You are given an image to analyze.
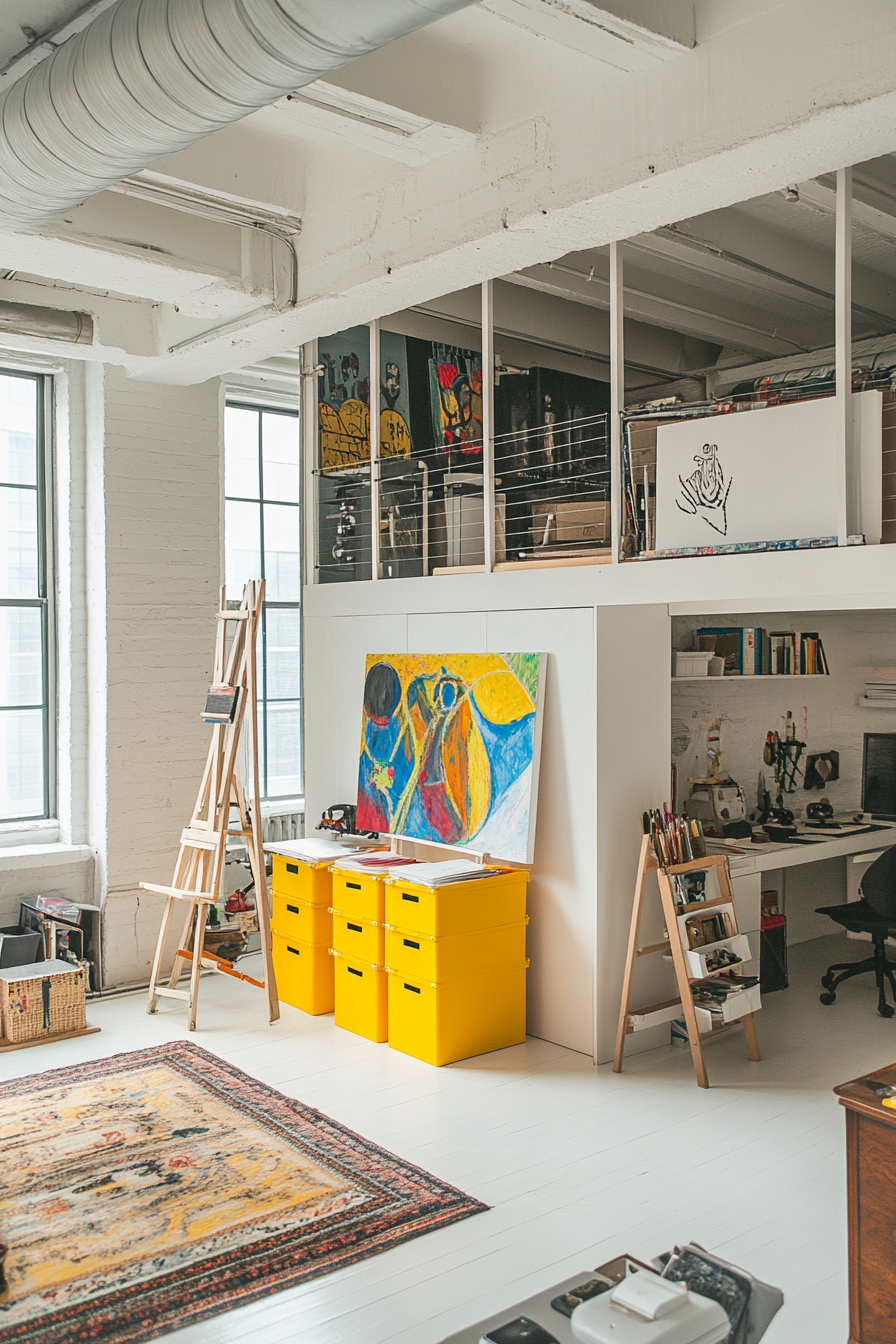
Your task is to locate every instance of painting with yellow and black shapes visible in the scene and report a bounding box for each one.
[356,653,547,864]
[318,325,370,470]
[379,330,413,459]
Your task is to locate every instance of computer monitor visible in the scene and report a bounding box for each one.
[862,733,896,820]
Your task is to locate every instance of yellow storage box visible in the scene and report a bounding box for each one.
[271,854,333,907]
[331,909,385,966]
[387,961,528,1066]
[384,919,528,982]
[272,930,334,1015]
[384,869,528,938]
[272,893,332,947]
[330,868,387,923]
[332,950,388,1043]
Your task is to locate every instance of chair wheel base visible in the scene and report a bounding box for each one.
[880,1003,895,1018]
[821,972,835,989]
[820,992,836,1005]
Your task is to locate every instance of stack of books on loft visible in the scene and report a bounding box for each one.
[862,668,896,708]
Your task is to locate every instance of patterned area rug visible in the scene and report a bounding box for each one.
[0,1041,487,1342]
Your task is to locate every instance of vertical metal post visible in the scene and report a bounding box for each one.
[609,241,624,563]
[482,279,496,572]
[835,166,852,544]
[369,319,381,579]
[300,339,318,585]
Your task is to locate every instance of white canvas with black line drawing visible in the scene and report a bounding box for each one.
[654,397,852,550]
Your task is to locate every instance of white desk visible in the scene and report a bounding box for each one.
[705,823,896,961]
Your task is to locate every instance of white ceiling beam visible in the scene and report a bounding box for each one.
[0,226,256,319]
[798,177,896,245]
[0,274,157,360]
[480,0,694,71]
[275,82,476,165]
[505,264,805,358]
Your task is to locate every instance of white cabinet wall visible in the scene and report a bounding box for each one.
[303,598,602,1057]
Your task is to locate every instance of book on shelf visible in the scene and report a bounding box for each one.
[766,630,829,675]
[696,627,763,675]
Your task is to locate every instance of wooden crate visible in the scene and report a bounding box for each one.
[0,960,86,1044]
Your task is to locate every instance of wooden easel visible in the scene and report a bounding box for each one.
[141,580,279,1030]
[613,836,760,1088]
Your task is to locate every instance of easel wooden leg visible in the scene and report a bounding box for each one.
[742,1011,761,1062]
[168,905,196,990]
[614,835,651,1073]
[188,902,207,1032]
[147,896,175,1014]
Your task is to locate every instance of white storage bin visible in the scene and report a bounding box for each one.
[685,932,752,978]
[674,650,714,677]
[694,982,761,1034]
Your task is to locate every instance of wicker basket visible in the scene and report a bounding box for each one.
[231,909,258,934]
[0,961,86,1044]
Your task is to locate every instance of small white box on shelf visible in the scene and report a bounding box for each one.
[674,650,714,677]
[694,982,761,1034]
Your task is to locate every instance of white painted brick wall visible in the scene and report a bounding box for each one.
[100,367,222,986]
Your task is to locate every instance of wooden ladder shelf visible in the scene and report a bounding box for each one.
[141,580,279,1031]
[613,836,760,1089]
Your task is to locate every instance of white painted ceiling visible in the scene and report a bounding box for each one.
[1,0,896,389]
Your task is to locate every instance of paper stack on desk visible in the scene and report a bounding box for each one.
[863,668,896,706]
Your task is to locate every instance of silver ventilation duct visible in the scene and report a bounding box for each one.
[0,0,475,232]
[0,302,94,344]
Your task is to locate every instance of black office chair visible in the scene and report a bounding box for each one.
[816,846,896,1017]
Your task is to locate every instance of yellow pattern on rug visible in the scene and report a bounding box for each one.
[0,1061,360,1307]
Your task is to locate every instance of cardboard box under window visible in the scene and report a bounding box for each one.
[530,500,608,547]
[0,960,87,1044]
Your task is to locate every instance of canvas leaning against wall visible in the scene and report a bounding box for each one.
[356,653,547,864]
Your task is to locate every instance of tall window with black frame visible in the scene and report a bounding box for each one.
[0,370,54,824]
[224,403,302,802]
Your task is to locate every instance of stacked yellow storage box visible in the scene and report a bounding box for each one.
[269,853,334,1014]
[384,868,529,1065]
[330,865,388,1042]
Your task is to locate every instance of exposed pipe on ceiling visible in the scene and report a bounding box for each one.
[0,0,476,233]
[0,301,94,344]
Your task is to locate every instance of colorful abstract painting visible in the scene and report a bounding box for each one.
[428,343,483,465]
[356,652,546,863]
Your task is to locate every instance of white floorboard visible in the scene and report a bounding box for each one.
[3,932,892,1344]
